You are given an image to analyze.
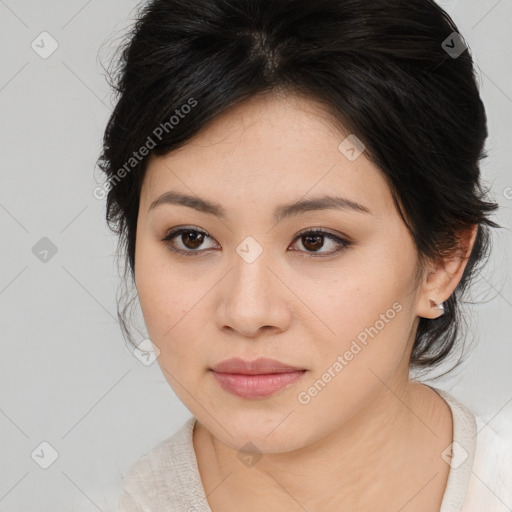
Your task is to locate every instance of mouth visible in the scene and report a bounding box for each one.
[209,357,307,399]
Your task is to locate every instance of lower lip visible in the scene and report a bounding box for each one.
[211,370,307,399]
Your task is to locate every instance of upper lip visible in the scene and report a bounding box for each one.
[211,357,306,375]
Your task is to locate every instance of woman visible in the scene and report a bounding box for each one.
[97,0,512,510]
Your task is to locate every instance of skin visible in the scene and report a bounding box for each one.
[134,91,478,511]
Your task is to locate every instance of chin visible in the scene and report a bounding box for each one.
[203,412,309,454]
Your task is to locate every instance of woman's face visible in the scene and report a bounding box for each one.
[134,92,426,452]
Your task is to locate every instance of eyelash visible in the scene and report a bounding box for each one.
[160,227,352,258]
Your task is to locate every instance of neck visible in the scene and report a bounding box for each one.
[195,380,452,511]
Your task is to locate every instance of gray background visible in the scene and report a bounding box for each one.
[0,0,511,510]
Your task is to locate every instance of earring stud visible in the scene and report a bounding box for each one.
[429,298,445,315]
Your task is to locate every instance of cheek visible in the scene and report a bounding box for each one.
[317,271,398,331]
[137,274,194,343]
[135,252,211,374]
[296,289,411,425]
[315,290,409,376]
[311,250,415,366]
[135,243,185,340]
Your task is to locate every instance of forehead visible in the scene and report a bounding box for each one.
[140,92,394,217]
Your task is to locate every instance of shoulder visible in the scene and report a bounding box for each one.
[464,408,512,511]
[428,386,512,511]
[117,416,199,512]
[123,415,196,486]
[473,408,512,472]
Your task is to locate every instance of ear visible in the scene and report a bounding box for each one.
[416,224,479,319]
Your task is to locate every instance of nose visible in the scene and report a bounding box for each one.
[215,248,292,339]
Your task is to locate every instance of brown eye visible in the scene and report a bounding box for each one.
[161,226,351,258]
[290,229,351,256]
[161,227,217,256]
[180,230,205,249]
[302,233,324,252]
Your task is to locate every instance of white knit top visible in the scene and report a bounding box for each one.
[117,386,512,511]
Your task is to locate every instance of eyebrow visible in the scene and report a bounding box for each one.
[148,191,371,223]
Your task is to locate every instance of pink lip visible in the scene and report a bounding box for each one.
[210,357,307,399]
